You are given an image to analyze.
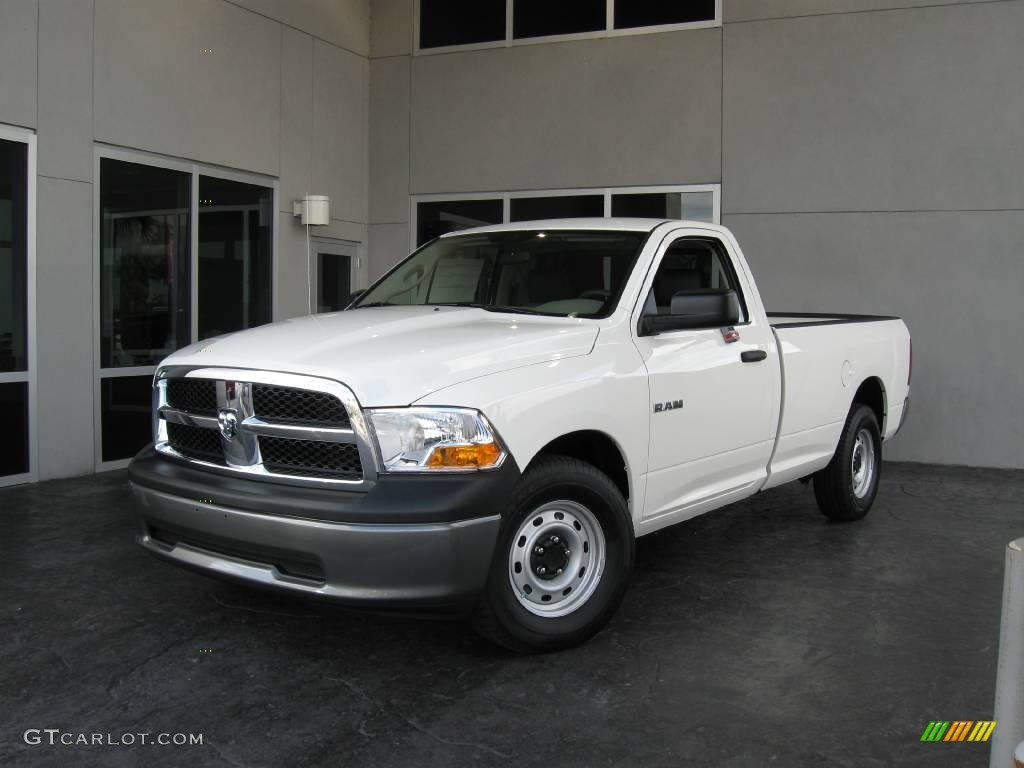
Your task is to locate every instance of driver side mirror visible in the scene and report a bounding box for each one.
[640,289,740,336]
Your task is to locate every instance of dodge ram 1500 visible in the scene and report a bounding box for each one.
[129,218,911,651]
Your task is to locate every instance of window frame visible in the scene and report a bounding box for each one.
[93,145,279,471]
[0,124,37,487]
[414,0,722,55]
[309,236,360,314]
[410,184,721,251]
[640,234,751,332]
[414,194,506,249]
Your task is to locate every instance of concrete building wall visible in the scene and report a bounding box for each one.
[366,0,1024,467]
[1,0,1019,478]
[408,32,722,194]
[720,0,1024,467]
[0,0,371,481]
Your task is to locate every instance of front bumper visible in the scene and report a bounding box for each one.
[129,448,517,607]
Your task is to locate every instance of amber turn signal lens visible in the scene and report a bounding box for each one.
[426,442,502,468]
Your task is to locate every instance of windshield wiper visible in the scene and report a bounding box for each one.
[481,305,547,316]
[428,303,552,317]
[355,301,395,308]
[432,302,546,316]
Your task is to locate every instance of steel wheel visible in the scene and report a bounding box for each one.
[850,427,876,499]
[507,499,606,618]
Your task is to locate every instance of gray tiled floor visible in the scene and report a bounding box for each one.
[2,462,1021,767]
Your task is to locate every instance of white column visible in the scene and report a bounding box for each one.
[992,538,1024,768]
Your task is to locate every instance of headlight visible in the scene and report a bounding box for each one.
[366,407,505,472]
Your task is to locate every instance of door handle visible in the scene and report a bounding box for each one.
[741,350,767,363]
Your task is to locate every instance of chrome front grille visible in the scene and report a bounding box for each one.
[154,368,377,489]
[166,422,225,464]
[166,379,218,416]
[258,437,362,479]
[252,384,349,427]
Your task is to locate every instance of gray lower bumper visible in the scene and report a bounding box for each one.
[132,483,501,607]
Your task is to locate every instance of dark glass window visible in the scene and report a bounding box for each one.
[318,252,352,313]
[0,382,29,476]
[612,192,682,219]
[514,0,605,39]
[612,191,714,222]
[420,0,506,49]
[101,376,153,462]
[416,199,503,247]
[198,176,273,340]
[614,0,716,29]
[99,159,190,368]
[0,139,28,373]
[509,195,603,222]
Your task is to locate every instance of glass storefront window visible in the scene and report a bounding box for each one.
[0,139,28,374]
[99,159,191,368]
[97,156,275,465]
[198,176,273,340]
[416,199,503,247]
[420,0,505,49]
[611,191,714,222]
[100,376,152,462]
[509,194,604,222]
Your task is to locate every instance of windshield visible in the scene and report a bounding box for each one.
[353,229,647,318]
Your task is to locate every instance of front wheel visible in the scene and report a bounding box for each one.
[472,455,634,652]
[813,404,882,522]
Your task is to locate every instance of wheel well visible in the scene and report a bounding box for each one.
[533,430,630,501]
[853,377,886,433]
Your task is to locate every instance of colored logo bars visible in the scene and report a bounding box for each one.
[920,721,997,742]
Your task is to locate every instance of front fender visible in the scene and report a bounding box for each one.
[414,344,650,527]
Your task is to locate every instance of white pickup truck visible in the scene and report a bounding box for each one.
[129,218,911,651]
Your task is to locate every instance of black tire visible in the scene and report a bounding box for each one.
[472,455,634,653]
[813,404,882,522]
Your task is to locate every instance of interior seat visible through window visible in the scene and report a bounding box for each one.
[645,239,745,320]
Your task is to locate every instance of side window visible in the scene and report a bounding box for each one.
[644,238,747,321]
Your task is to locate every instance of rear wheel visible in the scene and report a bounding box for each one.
[472,455,634,652]
[813,404,882,522]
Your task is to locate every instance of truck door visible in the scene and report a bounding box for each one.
[632,233,779,526]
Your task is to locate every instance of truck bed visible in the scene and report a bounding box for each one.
[767,312,900,328]
[763,313,911,490]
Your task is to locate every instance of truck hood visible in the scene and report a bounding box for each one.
[161,306,599,406]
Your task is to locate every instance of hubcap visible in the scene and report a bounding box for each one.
[851,428,876,499]
[508,500,606,618]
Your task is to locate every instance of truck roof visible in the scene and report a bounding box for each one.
[442,217,725,236]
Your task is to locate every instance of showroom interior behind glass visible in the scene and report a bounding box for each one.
[0,137,29,480]
[98,157,274,464]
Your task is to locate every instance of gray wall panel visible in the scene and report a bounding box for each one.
[370,0,413,57]
[94,0,282,176]
[312,40,369,223]
[409,29,723,194]
[36,177,95,479]
[0,0,38,129]
[279,27,314,211]
[725,0,1002,23]
[277,215,369,319]
[38,0,93,183]
[233,0,370,56]
[724,210,1024,468]
[367,222,409,280]
[369,56,410,223]
[277,212,310,320]
[723,1,1024,213]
